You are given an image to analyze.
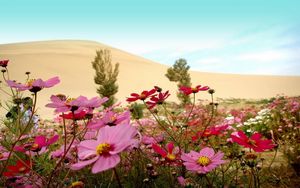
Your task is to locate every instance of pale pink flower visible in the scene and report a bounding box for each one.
[181,147,226,174]
[51,141,79,160]
[46,95,107,113]
[70,96,108,113]
[70,124,138,173]
[45,95,69,113]
[88,110,130,129]
[142,134,164,145]
[0,145,9,161]
[177,176,186,187]
[6,76,60,93]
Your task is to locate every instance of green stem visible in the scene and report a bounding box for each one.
[198,93,215,139]
[113,167,123,188]
[143,101,179,146]
[0,93,37,176]
[46,117,77,187]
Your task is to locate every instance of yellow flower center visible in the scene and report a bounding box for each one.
[197,156,211,166]
[31,143,39,150]
[71,181,84,188]
[110,115,117,122]
[0,153,3,159]
[19,166,26,173]
[96,143,111,155]
[66,98,75,104]
[27,79,36,87]
[140,94,146,100]
[166,153,176,161]
[204,130,211,136]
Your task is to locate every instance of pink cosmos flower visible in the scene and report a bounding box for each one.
[71,96,108,112]
[46,94,71,113]
[15,135,59,154]
[6,76,60,93]
[0,146,9,161]
[230,131,275,152]
[51,141,79,160]
[181,147,226,174]
[70,124,138,173]
[142,134,164,145]
[46,95,107,113]
[0,59,9,67]
[177,176,193,187]
[152,142,178,161]
[88,110,130,129]
[179,85,209,95]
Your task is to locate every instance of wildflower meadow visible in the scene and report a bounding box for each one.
[0,59,299,187]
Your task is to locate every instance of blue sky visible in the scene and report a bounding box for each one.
[1,0,300,75]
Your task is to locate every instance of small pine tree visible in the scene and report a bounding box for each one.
[92,49,119,107]
[165,58,192,105]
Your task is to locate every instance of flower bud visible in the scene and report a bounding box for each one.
[208,89,215,94]
[150,171,159,179]
[143,178,150,183]
[146,163,154,170]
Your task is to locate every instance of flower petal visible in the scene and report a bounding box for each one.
[91,155,120,173]
[70,157,98,170]
[199,147,215,158]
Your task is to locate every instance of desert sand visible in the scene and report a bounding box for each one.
[1,40,300,118]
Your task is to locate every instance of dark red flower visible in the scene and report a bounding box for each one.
[192,124,229,141]
[179,85,209,95]
[126,88,157,102]
[231,131,275,152]
[0,59,9,67]
[3,160,31,177]
[60,110,87,120]
[146,90,170,109]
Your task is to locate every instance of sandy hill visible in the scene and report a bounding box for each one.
[1,40,300,118]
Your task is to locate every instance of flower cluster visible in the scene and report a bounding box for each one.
[127,86,170,109]
[1,59,292,188]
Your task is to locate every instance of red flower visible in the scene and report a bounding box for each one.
[146,90,170,109]
[192,125,229,141]
[60,110,87,120]
[3,160,31,177]
[187,119,202,126]
[126,88,157,102]
[205,124,228,137]
[179,85,209,95]
[231,131,275,152]
[0,59,9,67]
[152,142,178,161]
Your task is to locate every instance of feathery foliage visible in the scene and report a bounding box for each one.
[92,49,119,107]
[165,58,192,105]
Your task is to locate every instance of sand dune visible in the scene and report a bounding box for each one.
[1,40,300,118]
